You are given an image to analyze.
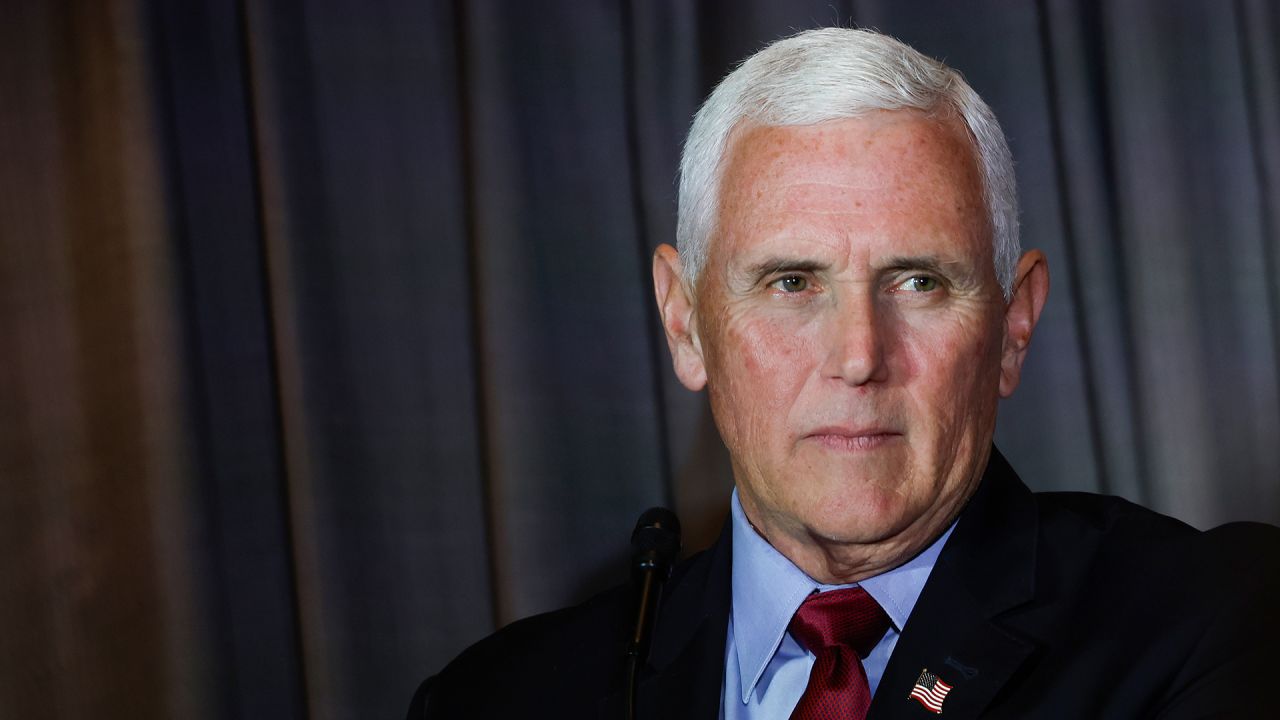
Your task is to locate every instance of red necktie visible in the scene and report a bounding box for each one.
[788,587,891,720]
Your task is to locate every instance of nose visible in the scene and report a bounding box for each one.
[821,292,889,386]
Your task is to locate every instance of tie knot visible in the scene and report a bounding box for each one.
[789,587,890,658]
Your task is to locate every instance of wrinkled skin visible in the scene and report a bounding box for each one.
[654,110,1049,583]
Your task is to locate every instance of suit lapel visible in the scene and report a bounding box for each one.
[870,449,1040,719]
[602,520,733,719]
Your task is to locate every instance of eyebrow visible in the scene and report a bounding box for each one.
[744,255,965,277]
[881,255,953,276]
[882,254,984,288]
[733,252,983,289]
[741,257,830,283]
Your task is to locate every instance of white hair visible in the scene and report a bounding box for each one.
[677,27,1020,298]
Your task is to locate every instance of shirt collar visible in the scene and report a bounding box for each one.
[729,488,956,703]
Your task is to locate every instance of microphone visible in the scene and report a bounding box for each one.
[624,507,681,720]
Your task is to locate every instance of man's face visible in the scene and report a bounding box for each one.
[688,111,1015,574]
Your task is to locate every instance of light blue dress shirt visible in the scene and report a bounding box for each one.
[720,489,956,719]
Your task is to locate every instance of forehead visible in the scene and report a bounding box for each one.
[713,111,988,260]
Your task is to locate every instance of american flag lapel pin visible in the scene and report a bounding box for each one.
[908,667,954,714]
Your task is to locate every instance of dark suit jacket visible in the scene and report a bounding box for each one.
[409,449,1280,718]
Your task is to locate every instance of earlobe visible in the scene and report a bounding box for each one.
[652,244,708,391]
[998,250,1050,397]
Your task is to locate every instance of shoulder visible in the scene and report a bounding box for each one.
[1027,489,1280,594]
[1033,489,1192,536]
[1024,491,1280,713]
[409,538,730,719]
[411,583,632,718]
[1032,489,1280,567]
[950,466,1280,716]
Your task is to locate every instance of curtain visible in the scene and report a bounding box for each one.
[1,1,1276,717]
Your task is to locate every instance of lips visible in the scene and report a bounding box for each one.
[804,426,902,451]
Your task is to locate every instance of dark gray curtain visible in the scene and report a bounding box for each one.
[2,1,1276,718]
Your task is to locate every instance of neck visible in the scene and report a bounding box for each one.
[739,498,961,585]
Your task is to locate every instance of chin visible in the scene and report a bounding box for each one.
[801,484,914,544]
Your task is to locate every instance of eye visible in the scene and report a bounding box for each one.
[900,275,939,292]
[771,275,809,293]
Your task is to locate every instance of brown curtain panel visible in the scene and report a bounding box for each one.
[2,0,1277,718]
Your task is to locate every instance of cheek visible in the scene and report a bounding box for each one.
[904,318,1003,428]
[711,312,818,437]
[734,316,807,379]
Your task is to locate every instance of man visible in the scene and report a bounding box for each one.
[409,28,1279,719]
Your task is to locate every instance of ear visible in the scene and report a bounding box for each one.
[652,244,707,391]
[999,250,1050,397]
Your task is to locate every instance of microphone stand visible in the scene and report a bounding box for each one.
[624,507,681,720]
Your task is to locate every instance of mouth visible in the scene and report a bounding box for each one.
[804,426,902,451]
